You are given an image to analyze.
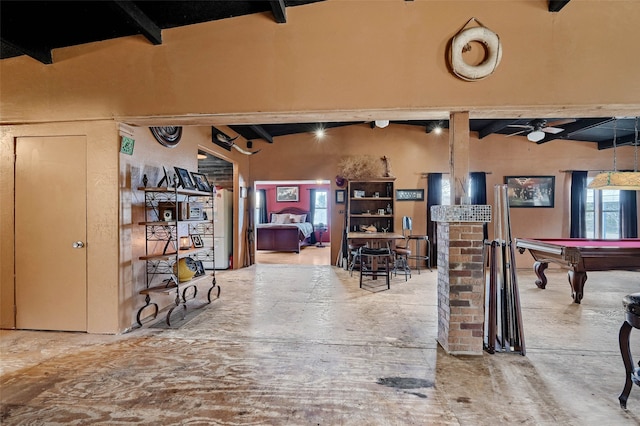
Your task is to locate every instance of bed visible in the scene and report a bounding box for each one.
[256,207,314,253]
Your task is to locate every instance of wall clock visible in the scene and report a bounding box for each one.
[150,126,182,148]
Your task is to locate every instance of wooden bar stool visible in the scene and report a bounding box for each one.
[619,293,640,409]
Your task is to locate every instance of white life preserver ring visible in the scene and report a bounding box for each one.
[450,26,502,81]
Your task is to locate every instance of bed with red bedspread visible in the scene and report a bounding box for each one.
[256,207,314,253]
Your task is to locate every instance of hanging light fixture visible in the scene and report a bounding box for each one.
[588,117,640,190]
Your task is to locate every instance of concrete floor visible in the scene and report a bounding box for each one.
[1,262,640,425]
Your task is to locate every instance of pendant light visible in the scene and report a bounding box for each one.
[588,117,640,190]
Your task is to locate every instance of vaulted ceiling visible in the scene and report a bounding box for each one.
[2,0,637,151]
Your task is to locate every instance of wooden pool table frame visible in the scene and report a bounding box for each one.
[515,238,640,303]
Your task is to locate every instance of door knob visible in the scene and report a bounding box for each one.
[72,241,85,249]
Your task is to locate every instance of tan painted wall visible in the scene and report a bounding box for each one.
[1,1,639,123]
[2,1,640,333]
[247,123,640,269]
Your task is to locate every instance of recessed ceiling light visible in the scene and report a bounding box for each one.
[315,128,326,139]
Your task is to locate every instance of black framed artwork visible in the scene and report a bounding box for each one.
[190,172,212,192]
[504,176,555,208]
[276,186,299,202]
[396,189,425,201]
[174,167,195,190]
[335,189,346,204]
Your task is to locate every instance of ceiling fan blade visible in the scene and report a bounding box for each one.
[547,118,576,127]
[505,130,527,137]
[507,124,533,129]
[542,126,565,134]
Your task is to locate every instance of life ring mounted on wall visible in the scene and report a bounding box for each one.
[449,18,502,82]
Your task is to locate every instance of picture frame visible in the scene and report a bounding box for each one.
[193,260,205,277]
[335,189,346,204]
[174,167,195,190]
[157,166,174,188]
[191,234,204,248]
[190,171,212,192]
[504,176,555,208]
[276,186,299,202]
[396,189,425,201]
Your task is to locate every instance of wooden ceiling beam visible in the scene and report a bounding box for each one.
[538,118,614,143]
[549,1,571,12]
[477,119,520,139]
[113,0,162,45]
[269,0,287,23]
[249,125,274,143]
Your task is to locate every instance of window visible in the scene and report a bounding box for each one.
[585,178,620,239]
[314,190,328,226]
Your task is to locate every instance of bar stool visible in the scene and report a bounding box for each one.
[401,216,431,274]
[392,239,411,281]
[359,246,392,290]
[619,292,640,409]
[407,235,431,273]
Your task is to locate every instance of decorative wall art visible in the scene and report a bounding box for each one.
[335,189,346,204]
[504,176,555,208]
[150,126,182,148]
[276,186,299,202]
[396,189,425,201]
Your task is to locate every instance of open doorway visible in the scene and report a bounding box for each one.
[198,150,234,270]
[254,180,331,265]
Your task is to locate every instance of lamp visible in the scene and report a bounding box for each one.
[179,236,192,250]
[527,130,545,143]
[375,120,390,128]
[588,117,640,190]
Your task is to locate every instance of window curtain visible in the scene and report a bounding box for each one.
[620,190,638,238]
[257,189,268,224]
[570,171,588,238]
[469,172,487,205]
[469,172,488,240]
[308,188,317,244]
[426,173,442,267]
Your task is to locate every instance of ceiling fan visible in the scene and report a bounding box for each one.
[506,119,575,142]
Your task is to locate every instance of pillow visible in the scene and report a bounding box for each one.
[272,213,291,224]
[291,214,306,223]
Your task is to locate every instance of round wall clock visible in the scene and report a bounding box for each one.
[150,126,182,148]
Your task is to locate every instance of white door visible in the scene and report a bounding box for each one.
[15,136,87,331]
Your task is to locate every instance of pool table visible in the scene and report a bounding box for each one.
[515,238,640,303]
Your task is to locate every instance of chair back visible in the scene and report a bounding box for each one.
[402,216,413,237]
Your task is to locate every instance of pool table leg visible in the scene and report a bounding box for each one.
[567,269,587,304]
[533,261,548,289]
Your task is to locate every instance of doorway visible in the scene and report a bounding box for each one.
[15,136,88,331]
[254,180,332,266]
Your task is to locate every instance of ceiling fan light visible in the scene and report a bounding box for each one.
[527,130,545,142]
[587,172,640,190]
[375,120,389,128]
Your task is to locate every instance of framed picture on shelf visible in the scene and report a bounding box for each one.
[157,166,175,188]
[174,167,195,190]
[191,234,204,248]
[504,176,555,208]
[276,186,299,202]
[335,189,346,204]
[190,172,212,192]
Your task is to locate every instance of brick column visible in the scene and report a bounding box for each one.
[431,205,491,355]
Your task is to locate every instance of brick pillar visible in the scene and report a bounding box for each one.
[437,222,485,355]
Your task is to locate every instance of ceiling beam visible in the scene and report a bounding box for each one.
[477,119,520,139]
[597,134,638,150]
[538,117,615,143]
[269,0,287,23]
[549,1,571,12]
[249,125,274,143]
[0,37,52,64]
[113,0,162,45]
